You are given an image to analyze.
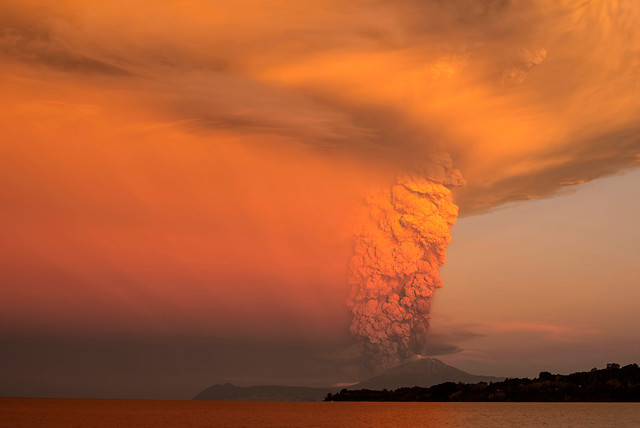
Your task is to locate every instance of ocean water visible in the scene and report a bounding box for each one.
[1,398,639,427]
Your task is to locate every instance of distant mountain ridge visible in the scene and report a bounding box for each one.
[193,383,332,401]
[193,357,503,401]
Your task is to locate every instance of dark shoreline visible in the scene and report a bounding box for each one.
[326,363,640,402]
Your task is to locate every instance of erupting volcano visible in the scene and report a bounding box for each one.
[348,172,464,370]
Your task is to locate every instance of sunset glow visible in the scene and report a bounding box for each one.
[1,0,639,398]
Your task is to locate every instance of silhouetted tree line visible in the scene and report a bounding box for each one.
[325,363,640,402]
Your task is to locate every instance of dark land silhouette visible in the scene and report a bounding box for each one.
[326,363,640,402]
[194,357,501,401]
[193,383,334,401]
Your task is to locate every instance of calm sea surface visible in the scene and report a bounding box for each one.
[2,398,639,427]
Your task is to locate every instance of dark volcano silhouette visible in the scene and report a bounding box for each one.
[353,356,503,390]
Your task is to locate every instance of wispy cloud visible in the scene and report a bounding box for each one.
[488,321,600,337]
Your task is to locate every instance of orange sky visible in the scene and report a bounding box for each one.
[1,0,640,397]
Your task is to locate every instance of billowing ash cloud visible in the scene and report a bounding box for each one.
[347,169,463,370]
[2,0,639,213]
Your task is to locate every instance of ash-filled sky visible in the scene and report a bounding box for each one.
[1,0,639,399]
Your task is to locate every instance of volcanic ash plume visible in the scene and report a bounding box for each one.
[347,176,459,370]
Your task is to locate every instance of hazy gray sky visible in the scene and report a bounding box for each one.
[435,169,640,378]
